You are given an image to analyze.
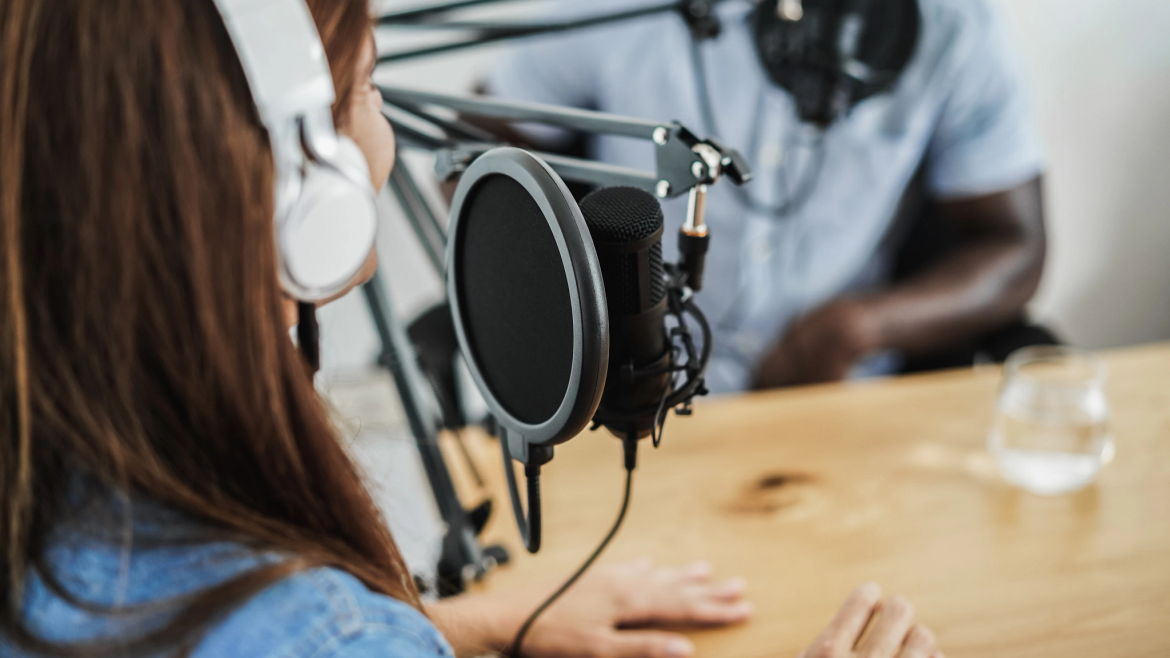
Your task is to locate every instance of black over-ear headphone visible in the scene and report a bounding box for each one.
[751,0,921,126]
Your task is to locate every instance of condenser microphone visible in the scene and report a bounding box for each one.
[580,187,672,441]
[446,150,713,562]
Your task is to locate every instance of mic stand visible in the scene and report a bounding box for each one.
[367,90,741,584]
[361,269,508,597]
[376,0,729,63]
[387,152,447,274]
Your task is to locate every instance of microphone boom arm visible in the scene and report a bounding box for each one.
[380,85,752,203]
[376,0,731,63]
[431,143,661,197]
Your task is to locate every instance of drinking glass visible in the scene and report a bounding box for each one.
[988,345,1113,495]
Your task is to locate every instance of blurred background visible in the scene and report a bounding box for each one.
[318,0,1170,372]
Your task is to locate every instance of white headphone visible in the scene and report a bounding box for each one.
[211,0,378,302]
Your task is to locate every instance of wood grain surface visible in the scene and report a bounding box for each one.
[443,343,1170,658]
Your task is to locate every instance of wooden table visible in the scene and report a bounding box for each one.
[449,343,1170,657]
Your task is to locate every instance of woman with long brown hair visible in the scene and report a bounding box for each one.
[0,0,939,656]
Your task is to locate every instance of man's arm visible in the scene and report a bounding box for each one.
[868,176,1045,354]
[753,0,1046,390]
[752,176,1045,389]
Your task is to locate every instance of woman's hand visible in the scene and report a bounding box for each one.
[428,558,752,658]
[798,584,942,658]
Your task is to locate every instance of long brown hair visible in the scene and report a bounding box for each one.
[306,0,374,127]
[0,0,416,655]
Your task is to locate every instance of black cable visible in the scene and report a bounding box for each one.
[650,367,676,449]
[688,34,720,143]
[377,0,719,64]
[734,134,825,217]
[688,35,826,219]
[508,450,636,658]
[377,0,512,24]
[296,302,320,374]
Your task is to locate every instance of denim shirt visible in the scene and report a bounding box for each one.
[1,483,453,658]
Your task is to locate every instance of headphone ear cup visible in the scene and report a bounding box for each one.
[332,135,374,191]
[280,138,377,300]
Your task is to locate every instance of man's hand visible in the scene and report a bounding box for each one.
[428,558,752,658]
[752,178,1046,392]
[751,298,880,390]
[798,583,942,658]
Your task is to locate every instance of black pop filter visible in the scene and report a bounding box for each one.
[446,148,609,466]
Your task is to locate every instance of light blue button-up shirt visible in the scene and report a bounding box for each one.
[487,0,1045,393]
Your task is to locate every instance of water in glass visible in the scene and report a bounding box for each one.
[988,346,1112,495]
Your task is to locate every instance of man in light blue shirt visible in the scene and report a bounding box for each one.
[486,0,1047,394]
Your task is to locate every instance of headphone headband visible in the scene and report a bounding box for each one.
[211,0,335,126]
[210,0,379,302]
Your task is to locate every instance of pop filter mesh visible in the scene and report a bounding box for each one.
[454,174,574,425]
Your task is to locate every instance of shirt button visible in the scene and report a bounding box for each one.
[735,332,761,355]
[760,143,785,167]
[753,241,773,262]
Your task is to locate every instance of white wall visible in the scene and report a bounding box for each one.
[992,0,1170,349]
[319,0,1170,373]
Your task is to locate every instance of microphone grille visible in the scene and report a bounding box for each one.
[579,187,664,243]
[580,187,666,313]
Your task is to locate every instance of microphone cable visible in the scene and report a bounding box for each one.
[297,301,321,374]
[687,34,826,220]
[507,437,638,658]
[688,32,827,338]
